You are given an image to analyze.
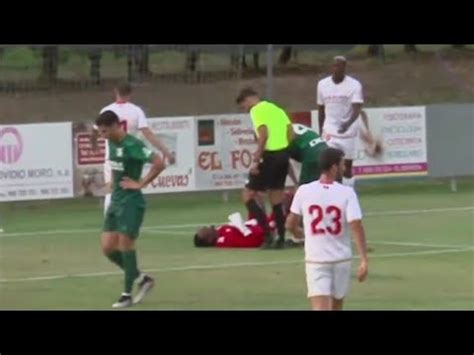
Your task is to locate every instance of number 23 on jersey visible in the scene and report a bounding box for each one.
[309,205,342,236]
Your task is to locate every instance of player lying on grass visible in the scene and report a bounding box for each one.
[193,212,275,248]
[95,110,166,309]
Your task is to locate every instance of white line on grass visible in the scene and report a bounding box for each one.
[0,247,471,284]
[2,206,473,238]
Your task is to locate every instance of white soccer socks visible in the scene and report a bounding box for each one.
[104,193,112,215]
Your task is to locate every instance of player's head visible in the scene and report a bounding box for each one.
[320,148,345,180]
[95,110,123,141]
[193,226,218,247]
[114,82,133,101]
[332,56,347,80]
[236,87,260,112]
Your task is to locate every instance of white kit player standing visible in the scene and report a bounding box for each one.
[317,56,364,188]
[92,82,175,214]
[285,148,368,311]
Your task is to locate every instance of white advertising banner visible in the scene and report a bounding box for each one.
[141,117,196,194]
[311,106,428,178]
[195,114,257,190]
[0,122,74,201]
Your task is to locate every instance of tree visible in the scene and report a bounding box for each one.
[404,45,418,53]
[185,50,199,72]
[40,46,59,82]
[278,46,292,65]
[88,48,102,85]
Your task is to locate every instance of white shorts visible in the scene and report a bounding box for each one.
[325,135,356,160]
[103,160,112,185]
[305,260,352,300]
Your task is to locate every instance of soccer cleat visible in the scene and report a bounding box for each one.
[273,238,286,249]
[285,239,304,248]
[260,234,274,250]
[133,275,155,304]
[112,294,133,309]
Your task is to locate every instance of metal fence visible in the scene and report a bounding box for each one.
[0,44,359,93]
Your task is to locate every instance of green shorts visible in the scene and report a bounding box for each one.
[299,144,327,185]
[299,160,321,185]
[103,198,145,239]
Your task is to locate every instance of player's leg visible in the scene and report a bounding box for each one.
[332,298,344,310]
[306,263,333,310]
[101,232,123,269]
[103,161,113,215]
[113,204,154,308]
[331,260,352,311]
[243,164,273,248]
[310,296,333,311]
[341,138,356,187]
[111,233,138,308]
[342,159,355,187]
[267,150,290,249]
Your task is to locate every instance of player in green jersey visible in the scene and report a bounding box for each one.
[287,123,329,186]
[95,110,166,309]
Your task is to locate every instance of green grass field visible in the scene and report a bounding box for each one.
[0,179,473,310]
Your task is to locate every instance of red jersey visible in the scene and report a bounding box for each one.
[215,224,264,248]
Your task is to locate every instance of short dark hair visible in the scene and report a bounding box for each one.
[95,110,119,127]
[194,233,214,247]
[319,148,345,172]
[116,82,132,96]
[236,87,258,104]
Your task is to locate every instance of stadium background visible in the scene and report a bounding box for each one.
[0,44,472,310]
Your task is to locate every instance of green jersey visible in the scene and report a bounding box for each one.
[108,134,155,205]
[288,123,327,163]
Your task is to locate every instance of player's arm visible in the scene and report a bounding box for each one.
[287,162,299,187]
[347,189,368,282]
[120,145,166,190]
[339,82,364,133]
[287,122,295,144]
[121,153,165,190]
[285,212,304,240]
[285,186,305,240]
[249,125,268,175]
[318,106,325,135]
[317,81,325,134]
[349,220,368,282]
[91,125,100,152]
[140,127,175,165]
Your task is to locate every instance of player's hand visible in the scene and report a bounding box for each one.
[165,151,176,165]
[338,121,351,134]
[120,177,143,190]
[249,164,259,176]
[357,259,368,282]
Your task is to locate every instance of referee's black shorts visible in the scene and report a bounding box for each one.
[245,148,290,191]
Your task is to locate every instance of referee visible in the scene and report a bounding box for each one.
[236,88,293,249]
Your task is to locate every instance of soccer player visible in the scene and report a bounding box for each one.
[193,212,274,248]
[285,148,368,311]
[287,123,328,186]
[92,82,175,215]
[236,88,293,249]
[95,110,166,309]
[317,56,364,187]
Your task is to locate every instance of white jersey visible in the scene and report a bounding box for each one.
[290,180,363,263]
[99,101,148,160]
[317,75,364,138]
